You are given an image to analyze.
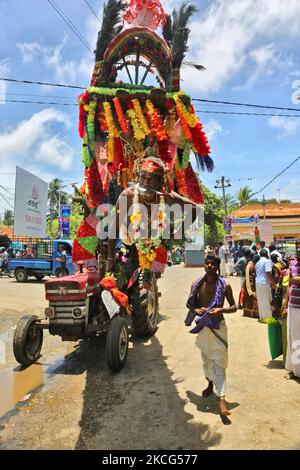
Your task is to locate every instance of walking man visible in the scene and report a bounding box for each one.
[285,247,300,379]
[185,255,237,417]
[218,242,228,277]
[255,249,275,320]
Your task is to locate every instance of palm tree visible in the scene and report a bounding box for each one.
[2,209,14,226]
[236,186,252,207]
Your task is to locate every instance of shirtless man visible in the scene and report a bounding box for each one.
[106,156,199,272]
[186,255,237,418]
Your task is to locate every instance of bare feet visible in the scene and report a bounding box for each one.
[284,371,294,380]
[219,398,231,416]
[202,380,214,397]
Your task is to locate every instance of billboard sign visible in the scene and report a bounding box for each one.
[259,221,273,244]
[59,205,71,237]
[14,166,48,237]
[224,218,232,231]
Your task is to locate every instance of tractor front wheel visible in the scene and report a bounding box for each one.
[13,315,43,366]
[106,316,129,372]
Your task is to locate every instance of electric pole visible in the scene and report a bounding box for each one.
[215,176,231,218]
[262,194,266,221]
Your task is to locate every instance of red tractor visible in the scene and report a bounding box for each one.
[13,267,159,371]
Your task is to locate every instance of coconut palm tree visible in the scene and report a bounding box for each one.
[236,186,252,207]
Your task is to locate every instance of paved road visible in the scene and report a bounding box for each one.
[0,267,300,449]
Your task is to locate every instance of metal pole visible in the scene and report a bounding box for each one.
[221,176,228,218]
[263,194,266,221]
[58,190,61,238]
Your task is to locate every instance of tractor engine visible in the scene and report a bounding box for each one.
[44,272,102,340]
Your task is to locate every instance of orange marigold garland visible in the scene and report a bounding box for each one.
[145,99,168,141]
[113,97,129,134]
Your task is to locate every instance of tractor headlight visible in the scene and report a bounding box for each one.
[45,307,55,318]
[72,307,85,318]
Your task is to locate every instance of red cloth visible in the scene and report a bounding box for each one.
[141,158,165,175]
[88,160,105,208]
[100,276,129,308]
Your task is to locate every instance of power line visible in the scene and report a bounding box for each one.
[83,0,101,23]
[0,77,85,89]
[0,191,14,209]
[2,98,300,118]
[193,98,300,113]
[47,0,93,54]
[195,109,300,118]
[1,77,300,113]
[0,99,77,106]
[1,92,76,100]
[250,156,300,198]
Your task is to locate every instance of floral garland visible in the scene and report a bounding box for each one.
[130,185,167,273]
[127,109,147,141]
[145,99,168,141]
[113,97,129,134]
[103,101,118,163]
[173,94,198,128]
[132,98,151,136]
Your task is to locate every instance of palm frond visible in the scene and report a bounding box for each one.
[162,14,173,47]
[183,61,206,71]
[95,0,125,61]
[171,2,197,68]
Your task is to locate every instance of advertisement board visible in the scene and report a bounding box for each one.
[13,166,48,237]
[59,205,71,237]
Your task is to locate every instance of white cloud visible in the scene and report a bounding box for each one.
[35,136,74,171]
[203,119,224,140]
[182,0,300,94]
[0,108,74,178]
[18,36,77,83]
[268,115,300,137]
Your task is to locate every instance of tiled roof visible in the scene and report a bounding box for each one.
[0,224,13,237]
[229,203,300,218]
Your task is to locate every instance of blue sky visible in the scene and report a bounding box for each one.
[1,0,300,216]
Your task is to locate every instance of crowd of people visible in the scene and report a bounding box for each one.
[205,239,300,379]
[189,241,300,420]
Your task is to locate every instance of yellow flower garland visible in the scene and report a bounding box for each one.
[132,99,151,136]
[127,109,146,141]
[173,94,198,128]
[103,101,118,163]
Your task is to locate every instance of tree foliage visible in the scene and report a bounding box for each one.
[1,209,14,226]
[202,185,225,246]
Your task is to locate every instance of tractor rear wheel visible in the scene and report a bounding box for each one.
[131,276,159,338]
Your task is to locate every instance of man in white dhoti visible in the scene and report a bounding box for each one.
[218,242,228,277]
[185,255,237,418]
[255,249,275,320]
[285,248,300,379]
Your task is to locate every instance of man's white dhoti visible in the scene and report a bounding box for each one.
[220,259,227,277]
[227,257,235,275]
[285,305,300,377]
[195,321,228,397]
[256,283,272,319]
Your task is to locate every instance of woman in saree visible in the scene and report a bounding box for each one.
[240,253,259,318]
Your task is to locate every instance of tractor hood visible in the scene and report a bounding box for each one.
[45,272,100,301]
